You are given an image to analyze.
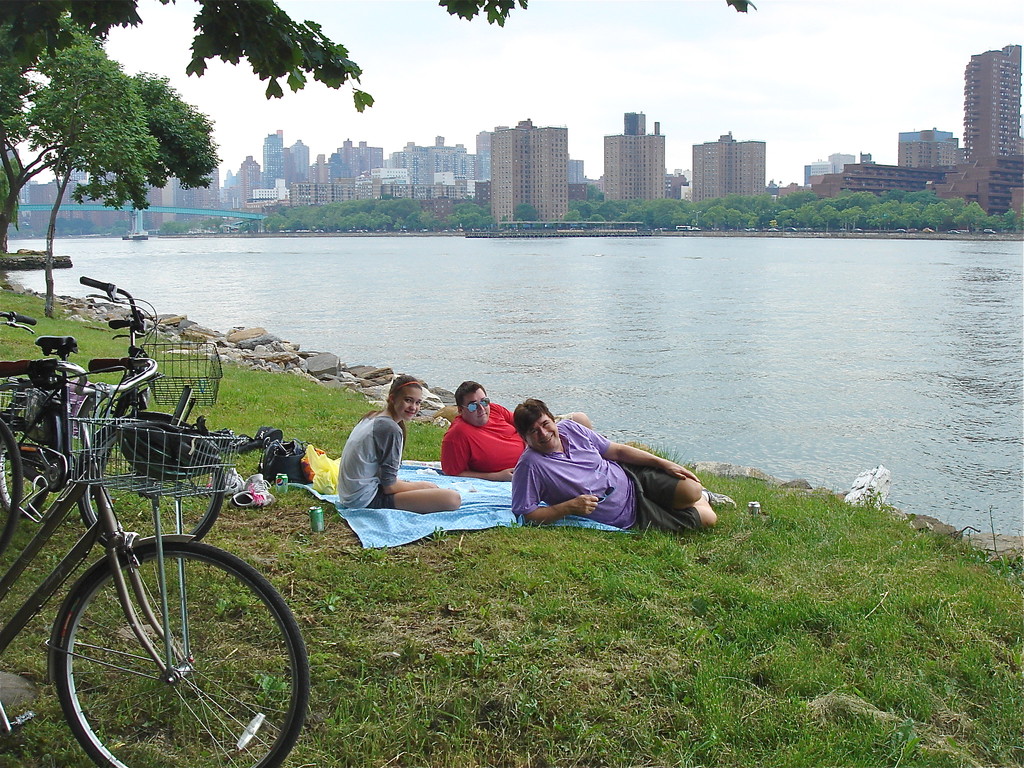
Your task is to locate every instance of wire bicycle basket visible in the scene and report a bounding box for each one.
[72,417,240,498]
[0,382,39,433]
[146,341,222,408]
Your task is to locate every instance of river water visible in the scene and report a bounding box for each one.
[9,234,1023,535]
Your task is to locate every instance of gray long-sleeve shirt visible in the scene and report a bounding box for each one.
[338,415,403,508]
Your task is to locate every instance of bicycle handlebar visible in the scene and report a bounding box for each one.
[0,311,37,325]
[79,275,149,342]
[79,276,119,300]
[1,310,38,329]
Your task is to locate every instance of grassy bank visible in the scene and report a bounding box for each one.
[0,289,1021,768]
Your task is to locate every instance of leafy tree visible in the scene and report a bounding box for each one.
[447,202,493,230]
[132,73,218,190]
[514,203,539,221]
[159,220,192,235]
[814,204,837,231]
[1,28,217,312]
[838,206,865,231]
[954,201,987,232]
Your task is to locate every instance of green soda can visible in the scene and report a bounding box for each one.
[308,506,325,533]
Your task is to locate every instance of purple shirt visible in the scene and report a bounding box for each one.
[511,420,636,529]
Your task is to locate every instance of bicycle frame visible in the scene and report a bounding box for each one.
[0,477,200,736]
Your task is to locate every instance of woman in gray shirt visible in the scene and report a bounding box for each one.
[338,375,461,513]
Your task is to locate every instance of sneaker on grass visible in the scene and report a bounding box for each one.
[703,490,736,509]
[232,473,275,508]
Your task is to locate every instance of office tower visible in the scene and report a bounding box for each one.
[603,112,666,201]
[490,119,568,222]
[475,130,494,181]
[963,44,1022,162]
[287,140,310,184]
[568,159,585,185]
[803,153,855,186]
[829,153,855,171]
[804,160,832,186]
[262,130,284,187]
[898,129,965,168]
[691,132,766,201]
[238,155,261,204]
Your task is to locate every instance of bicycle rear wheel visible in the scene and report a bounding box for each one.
[50,540,309,768]
[0,417,23,557]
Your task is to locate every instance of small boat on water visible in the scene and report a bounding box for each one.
[122,231,149,241]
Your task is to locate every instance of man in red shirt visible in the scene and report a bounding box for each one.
[441,381,591,481]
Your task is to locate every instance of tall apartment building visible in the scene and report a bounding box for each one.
[388,137,469,186]
[490,119,568,222]
[603,112,666,201]
[691,132,766,201]
[262,131,284,187]
[329,139,384,180]
[963,44,1022,162]
[898,129,965,168]
[238,156,261,204]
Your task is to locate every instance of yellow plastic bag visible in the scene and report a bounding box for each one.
[304,444,339,495]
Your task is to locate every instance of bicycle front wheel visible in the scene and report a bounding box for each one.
[0,416,23,557]
[50,540,309,768]
[78,482,226,540]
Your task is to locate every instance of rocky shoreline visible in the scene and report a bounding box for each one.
[0,249,73,270]
[27,290,1023,561]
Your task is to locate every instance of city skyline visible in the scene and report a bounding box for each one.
[101,1,1021,187]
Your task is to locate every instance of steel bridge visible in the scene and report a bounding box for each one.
[18,204,266,231]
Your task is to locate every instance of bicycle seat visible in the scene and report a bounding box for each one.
[35,336,78,359]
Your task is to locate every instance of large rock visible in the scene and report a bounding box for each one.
[692,462,782,484]
[306,352,341,379]
[234,333,282,350]
[347,365,393,383]
[0,671,37,709]
[226,327,269,343]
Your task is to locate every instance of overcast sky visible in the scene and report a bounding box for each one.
[104,0,1021,186]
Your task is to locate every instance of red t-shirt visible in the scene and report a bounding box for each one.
[440,402,525,476]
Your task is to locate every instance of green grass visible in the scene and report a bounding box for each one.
[1,288,1022,768]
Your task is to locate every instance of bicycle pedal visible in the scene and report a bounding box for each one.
[9,710,35,729]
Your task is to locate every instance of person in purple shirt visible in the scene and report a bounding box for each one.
[510,398,729,532]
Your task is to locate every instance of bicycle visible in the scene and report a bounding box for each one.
[1,279,228,540]
[0,412,310,767]
[0,309,30,556]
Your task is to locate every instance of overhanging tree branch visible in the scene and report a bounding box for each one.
[1,0,751,109]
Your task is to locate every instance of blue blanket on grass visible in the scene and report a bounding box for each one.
[304,462,624,548]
